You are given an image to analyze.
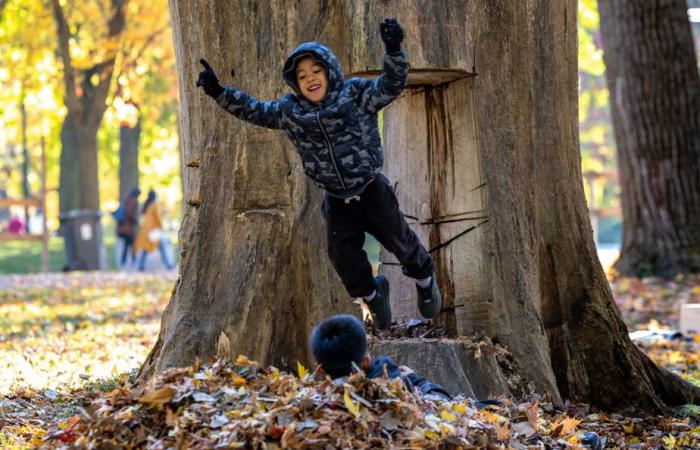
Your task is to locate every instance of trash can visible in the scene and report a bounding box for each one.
[59,209,107,271]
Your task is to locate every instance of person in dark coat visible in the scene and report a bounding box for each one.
[310,314,451,400]
[196,18,442,329]
[116,187,140,267]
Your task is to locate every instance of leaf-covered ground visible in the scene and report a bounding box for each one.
[0,272,699,449]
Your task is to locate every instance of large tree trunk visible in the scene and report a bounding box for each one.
[598,0,700,278]
[138,0,354,379]
[141,0,700,413]
[119,117,141,202]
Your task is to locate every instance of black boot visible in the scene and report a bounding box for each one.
[416,276,442,319]
[366,275,392,330]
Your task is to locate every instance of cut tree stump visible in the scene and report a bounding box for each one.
[369,338,516,401]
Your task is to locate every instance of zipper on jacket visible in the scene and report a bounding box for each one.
[316,111,347,191]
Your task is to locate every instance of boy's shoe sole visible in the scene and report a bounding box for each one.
[416,277,442,319]
[367,275,392,330]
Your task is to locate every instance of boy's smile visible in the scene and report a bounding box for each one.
[295,57,328,103]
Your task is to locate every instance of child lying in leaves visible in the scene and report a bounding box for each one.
[310,314,451,400]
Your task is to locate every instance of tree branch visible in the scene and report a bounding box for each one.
[113,22,171,100]
[50,0,80,114]
[85,0,128,126]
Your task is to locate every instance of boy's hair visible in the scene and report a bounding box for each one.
[310,314,367,379]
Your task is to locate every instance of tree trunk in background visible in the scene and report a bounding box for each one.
[59,111,80,214]
[51,0,127,213]
[141,0,700,413]
[598,0,700,278]
[20,95,30,224]
[119,117,141,202]
[0,0,7,23]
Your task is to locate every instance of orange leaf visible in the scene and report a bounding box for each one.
[137,386,175,405]
[525,400,540,431]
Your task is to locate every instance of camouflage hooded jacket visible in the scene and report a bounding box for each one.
[215,42,408,199]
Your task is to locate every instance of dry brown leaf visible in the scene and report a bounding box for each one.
[137,386,175,405]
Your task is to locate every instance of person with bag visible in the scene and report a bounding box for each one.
[134,189,175,271]
[115,187,140,267]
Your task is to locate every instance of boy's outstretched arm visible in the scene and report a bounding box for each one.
[196,59,286,130]
[356,18,409,114]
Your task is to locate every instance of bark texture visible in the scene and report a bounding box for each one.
[139,0,355,380]
[344,0,700,412]
[370,339,514,401]
[51,0,127,213]
[598,0,700,278]
[142,0,700,413]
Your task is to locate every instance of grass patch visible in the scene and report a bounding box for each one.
[0,220,119,274]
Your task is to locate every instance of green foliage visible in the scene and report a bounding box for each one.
[0,0,181,228]
[578,0,619,214]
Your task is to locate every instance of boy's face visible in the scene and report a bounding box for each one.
[295,57,328,103]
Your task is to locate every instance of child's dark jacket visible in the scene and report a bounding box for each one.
[367,355,451,400]
[215,42,408,199]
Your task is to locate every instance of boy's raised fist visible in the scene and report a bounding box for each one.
[196,58,224,98]
[380,18,404,55]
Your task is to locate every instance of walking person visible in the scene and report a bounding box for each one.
[134,189,175,271]
[116,187,140,268]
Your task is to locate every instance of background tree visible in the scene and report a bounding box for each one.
[141,0,700,413]
[110,3,173,202]
[1,0,179,232]
[0,0,59,211]
[51,0,128,213]
[598,0,700,278]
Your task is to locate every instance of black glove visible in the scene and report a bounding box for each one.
[196,59,224,99]
[380,18,404,55]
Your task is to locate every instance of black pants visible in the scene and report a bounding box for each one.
[322,173,434,298]
[119,235,134,265]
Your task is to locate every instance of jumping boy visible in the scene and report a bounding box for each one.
[196,18,441,329]
[310,314,451,400]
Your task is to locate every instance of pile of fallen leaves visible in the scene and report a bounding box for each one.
[37,355,700,449]
[37,356,576,449]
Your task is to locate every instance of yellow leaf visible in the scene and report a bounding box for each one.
[297,361,308,379]
[668,351,684,365]
[235,354,250,365]
[662,435,676,448]
[624,423,635,434]
[424,430,438,440]
[231,376,247,386]
[271,367,280,381]
[343,388,361,418]
[138,386,175,405]
[549,417,580,438]
[452,403,467,414]
[440,410,456,422]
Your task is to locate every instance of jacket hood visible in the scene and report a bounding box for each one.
[282,42,344,106]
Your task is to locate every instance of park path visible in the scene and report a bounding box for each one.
[0,270,177,291]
